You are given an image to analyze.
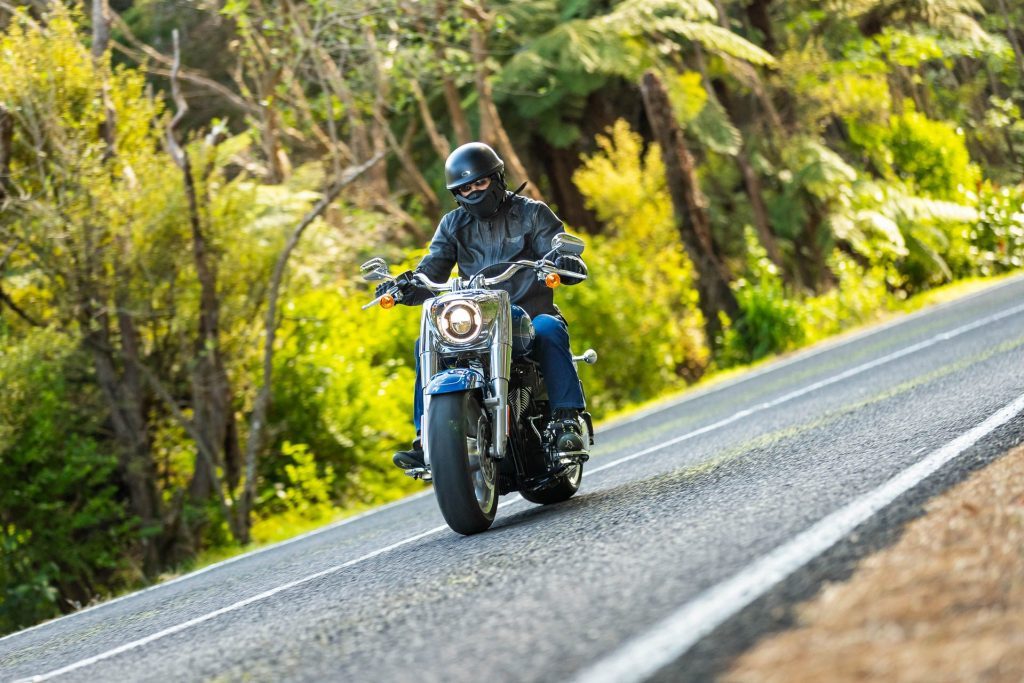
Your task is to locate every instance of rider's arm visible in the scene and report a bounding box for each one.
[401,215,458,305]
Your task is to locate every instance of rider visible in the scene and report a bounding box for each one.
[381,142,588,470]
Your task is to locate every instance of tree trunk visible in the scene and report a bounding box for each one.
[995,0,1024,88]
[640,71,739,344]
[434,0,472,145]
[743,0,776,54]
[465,4,542,199]
[0,104,11,201]
[709,77,786,274]
[83,319,162,576]
[410,78,452,160]
[536,141,600,233]
[166,31,244,541]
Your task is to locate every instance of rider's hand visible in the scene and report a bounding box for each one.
[553,255,587,285]
[377,270,424,303]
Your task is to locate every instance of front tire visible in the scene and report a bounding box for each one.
[427,391,498,535]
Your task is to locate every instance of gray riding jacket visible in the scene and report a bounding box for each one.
[414,193,573,318]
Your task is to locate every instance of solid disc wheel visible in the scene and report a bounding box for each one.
[520,461,582,505]
[427,391,497,535]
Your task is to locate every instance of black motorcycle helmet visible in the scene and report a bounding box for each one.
[444,142,508,219]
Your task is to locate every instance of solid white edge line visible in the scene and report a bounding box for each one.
[16,526,448,683]
[584,299,1024,477]
[0,488,434,645]
[594,273,1024,434]
[568,390,1024,683]
[11,287,1024,679]
[5,276,1020,645]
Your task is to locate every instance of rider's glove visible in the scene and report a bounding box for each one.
[376,270,428,305]
[553,255,587,285]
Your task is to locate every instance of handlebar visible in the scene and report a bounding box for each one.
[361,259,586,310]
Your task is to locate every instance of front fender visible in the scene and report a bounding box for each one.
[426,368,485,396]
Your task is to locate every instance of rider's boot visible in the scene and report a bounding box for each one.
[393,436,425,470]
[548,408,587,458]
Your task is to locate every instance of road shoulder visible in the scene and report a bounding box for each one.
[724,444,1024,683]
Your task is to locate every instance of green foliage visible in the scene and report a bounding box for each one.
[0,329,134,635]
[719,232,895,366]
[970,182,1024,274]
[567,120,708,410]
[718,229,805,366]
[885,110,980,198]
[265,283,422,510]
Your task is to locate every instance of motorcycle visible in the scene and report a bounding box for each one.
[361,233,597,535]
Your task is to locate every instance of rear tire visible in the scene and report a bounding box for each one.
[427,391,497,534]
[520,462,582,505]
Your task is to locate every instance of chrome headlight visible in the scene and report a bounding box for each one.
[437,300,484,345]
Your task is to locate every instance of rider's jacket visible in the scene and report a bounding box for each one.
[413,193,570,319]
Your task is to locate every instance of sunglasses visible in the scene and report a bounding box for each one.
[457,176,492,195]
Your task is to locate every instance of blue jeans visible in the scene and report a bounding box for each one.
[413,314,585,431]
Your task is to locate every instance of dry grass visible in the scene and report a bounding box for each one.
[725,445,1024,683]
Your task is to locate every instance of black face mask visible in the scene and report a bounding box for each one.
[456,178,506,219]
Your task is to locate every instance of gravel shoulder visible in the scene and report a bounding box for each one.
[724,444,1024,683]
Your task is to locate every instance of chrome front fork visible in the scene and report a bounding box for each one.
[487,301,512,459]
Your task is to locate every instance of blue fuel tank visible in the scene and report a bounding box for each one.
[511,305,535,358]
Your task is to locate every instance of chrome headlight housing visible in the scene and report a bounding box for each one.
[437,299,484,345]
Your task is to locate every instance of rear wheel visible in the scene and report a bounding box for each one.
[427,391,497,534]
[521,462,582,505]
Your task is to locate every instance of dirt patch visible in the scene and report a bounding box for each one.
[724,445,1024,683]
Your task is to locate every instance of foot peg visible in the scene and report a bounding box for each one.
[572,349,598,365]
[403,467,432,482]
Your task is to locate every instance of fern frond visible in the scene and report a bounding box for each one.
[610,0,719,23]
[688,96,742,155]
[646,18,776,65]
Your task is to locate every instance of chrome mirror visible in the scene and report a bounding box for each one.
[551,233,585,256]
[360,257,390,282]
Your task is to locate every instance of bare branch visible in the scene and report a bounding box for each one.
[0,239,45,327]
[240,150,386,522]
[166,30,188,170]
[108,10,258,116]
[0,286,44,327]
[91,0,110,59]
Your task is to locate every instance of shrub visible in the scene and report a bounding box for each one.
[567,120,708,414]
[0,329,134,635]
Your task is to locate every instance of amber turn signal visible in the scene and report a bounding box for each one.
[379,294,396,309]
[545,272,561,288]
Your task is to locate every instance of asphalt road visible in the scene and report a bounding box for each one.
[3,276,1024,683]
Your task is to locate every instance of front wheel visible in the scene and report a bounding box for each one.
[427,390,498,535]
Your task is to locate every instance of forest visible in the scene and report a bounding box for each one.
[1,0,1022,634]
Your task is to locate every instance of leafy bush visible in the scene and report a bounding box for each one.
[567,120,708,413]
[885,110,981,199]
[0,329,135,635]
[263,283,422,513]
[970,182,1024,275]
[718,229,806,366]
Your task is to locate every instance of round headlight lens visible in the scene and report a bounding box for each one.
[449,306,474,335]
[439,301,483,344]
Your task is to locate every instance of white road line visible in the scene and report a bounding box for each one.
[0,489,434,645]
[586,299,1024,477]
[12,292,1024,679]
[568,389,1024,683]
[5,277,1020,646]
[595,273,1024,434]
[17,526,448,683]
